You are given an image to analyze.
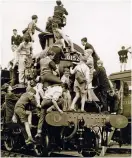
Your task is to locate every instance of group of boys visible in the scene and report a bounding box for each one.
[6,0,118,145]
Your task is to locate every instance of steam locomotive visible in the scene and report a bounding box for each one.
[1,34,130,157]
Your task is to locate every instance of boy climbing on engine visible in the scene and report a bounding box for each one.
[35,84,65,139]
[69,55,91,112]
[52,1,75,53]
[53,0,68,29]
[13,88,37,144]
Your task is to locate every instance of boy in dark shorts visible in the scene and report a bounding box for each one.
[14,88,37,144]
[118,46,131,71]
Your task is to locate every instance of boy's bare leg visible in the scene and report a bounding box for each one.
[47,105,55,112]
[124,62,127,71]
[120,63,123,71]
[87,89,92,101]
[60,38,66,49]
[67,91,72,110]
[24,122,34,143]
[81,93,86,112]
[26,111,32,125]
[70,92,80,110]
[55,28,75,52]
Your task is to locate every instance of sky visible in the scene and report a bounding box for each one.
[0,0,131,75]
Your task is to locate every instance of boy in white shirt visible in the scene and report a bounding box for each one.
[70,55,91,112]
[13,37,33,84]
[35,84,65,138]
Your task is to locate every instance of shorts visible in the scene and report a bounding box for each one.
[74,80,87,94]
[40,73,62,87]
[120,58,127,63]
[15,107,28,123]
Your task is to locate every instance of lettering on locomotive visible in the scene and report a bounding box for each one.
[61,54,80,62]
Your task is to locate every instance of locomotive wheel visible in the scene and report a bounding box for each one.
[82,131,100,157]
[4,137,14,151]
[34,144,43,156]
[94,134,99,152]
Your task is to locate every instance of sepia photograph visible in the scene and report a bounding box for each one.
[0,0,131,157]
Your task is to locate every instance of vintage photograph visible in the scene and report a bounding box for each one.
[0,0,131,157]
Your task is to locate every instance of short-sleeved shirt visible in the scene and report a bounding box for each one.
[44,86,63,101]
[16,42,32,55]
[28,21,36,35]
[70,62,90,84]
[15,92,36,110]
[118,50,128,63]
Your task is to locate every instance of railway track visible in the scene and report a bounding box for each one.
[1,150,33,157]
[1,145,131,158]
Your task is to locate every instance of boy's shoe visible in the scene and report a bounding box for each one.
[111,112,117,115]
[69,108,76,112]
[80,109,86,112]
[35,133,41,139]
[25,137,36,145]
[77,109,86,112]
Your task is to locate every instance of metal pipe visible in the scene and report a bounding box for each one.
[62,121,78,141]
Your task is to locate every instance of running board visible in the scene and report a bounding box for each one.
[46,112,128,129]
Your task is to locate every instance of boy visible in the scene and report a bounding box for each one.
[14,37,33,84]
[53,0,68,29]
[81,37,100,69]
[11,29,23,53]
[70,55,91,112]
[23,15,44,42]
[40,51,62,87]
[14,88,37,144]
[93,60,110,111]
[5,85,21,124]
[35,84,64,138]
